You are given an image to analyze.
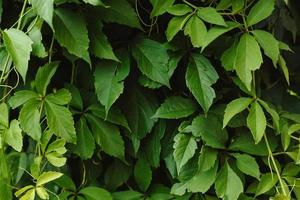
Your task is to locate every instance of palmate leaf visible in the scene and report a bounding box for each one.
[186,54,219,113]
[3,28,33,81]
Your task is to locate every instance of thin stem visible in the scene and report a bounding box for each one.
[183,0,198,9]
[17,0,28,29]
[70,62,76,84]
[48,35,55,63]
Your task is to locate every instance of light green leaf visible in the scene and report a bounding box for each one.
[186,54,219,112]
[166,15,190,42]
[255,173,278,196]
[232,153,260,179]
[53,8,90,64]
[30,0,54,28]
[173,133,197,173]
[236,33,263,90]
[198,146,218,172]
[278,55,290,85]
[89,22,119,61]
[3,28,33,81]
[45,88,71,105]
[150,0,175,17]
[15,185,34,198]
[0,103,9,128]
[223,97,253,128]
[8,90,39,109]
[197,7,227,26]
[252,30,279,65]
[45,99,76,143]
[215,162,243,200]
[36,171,63,186]
[28,19,47,58]
[167,4,193,16]
[87,114,124,160]
[201,21,239,52]
[82,0,104,6]
[5,120,23,152]
[80,187,112,200]
[94,58,129,115]
[247,101,266,144]
[99,0,141,29]
[134,158,152,192]
[153,96,197,119]
[19,188,35,200]
[36,187,49,199]
[19,100,41,141]
[35,62,59,96]
[221,39,238,71]
[246,0,275,26]
[258,99,280,132]
[184,15,207,48]
[132,38,170,87]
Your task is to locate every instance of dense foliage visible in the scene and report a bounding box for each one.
[0,0,300,199]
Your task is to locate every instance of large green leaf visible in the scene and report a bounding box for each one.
[153,96,197,119]
[186,54,219,113]
[3,28,33,81]
[184,15,207,48]
[132,39,170,87]
[197,7,227,26]
[232,153,260,179]
[134,158,152,192]
[8,90,39,109]
[53,8,90,64]
[215,162,243,200]
[247,101,266,144]
[94,56,129,115]
[235,33,263,90]
[35,62,59,96]
[173,133,197,173]
[36,171,63,186]
[5,120,23,152]
[246,0,275,26]
[255,173,278,196]
[198,146,218,172]
[30,0,54,28]
[80,187,112,200]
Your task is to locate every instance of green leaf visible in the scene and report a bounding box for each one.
[0,103,9,128]
[192,114,228,148]
[36,171,63,186]
[18,188,35,200]
[223,97,253,128]
[36,187,49,200]
[105,160,131,190]
[221,39,238,71]
[186,54,219,112]
[89,22,119,61]
[166,15,190,42]
[150,0,175,17]
[246,0,275,26]
[232,153,260,179]
[35,62,59,96]
[45,88,71,106]
[86,114,125,160]
[215,162,243,200]
[3,28,33,81]
[94,58,129,115]
[252,30,279,65]
[173,133,197,173]
[134,158,152,192]
[99,0,141,29]
[28,19,47,58]
[235,33,263,90]
[198,146,218,172]
[19,100,41,141]
[255,173,278,196]
[5,120,23,152]
[74,118,95,159]
[247,101,266,144]
[82,0,104,6]
[278,55,290,85]
[153,96,197,119]
[132,38,170,87]
[258,99,280,132]
[45,99,76,143]
[197,7,227,26]
[53,8,90,64]
[184,15,207,48]
[167,4,193,16]
[113,190,143,200]
[80,187,112,200]
[30,0,54,28]
[8,90,39,109]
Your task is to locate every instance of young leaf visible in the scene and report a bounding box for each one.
[132,38,170,87]
[28,19,47,58]
[150,0,175,17]
[153,96,197,119]
[36,171,63,186]
[36,187,49,199]
[186,54,219,113]
[184,15,207,48]
[80,187,112,200]
[223,97,253,128]
[232,153,260,179]
[30,0,54,28]
[197,7,227,26]
[247,101,267,144]
[246,0,275,26]
[35,62,59,96]
[53,8,90,64]
[215,162,243,200]
[134,158,152,192]
[235,33,263,90]
[252,30,279,65]
[3,28,33,81]
[173,133,197,173]
[5,120,23,152]
[0,103,8,128]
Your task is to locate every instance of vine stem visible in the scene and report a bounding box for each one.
[183,0,198,9]
[264,134,288,196]
[17,0,28,29]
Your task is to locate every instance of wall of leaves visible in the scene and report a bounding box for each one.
[0,0,300,199]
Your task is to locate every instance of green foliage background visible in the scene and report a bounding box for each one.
[0,0,300,199]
